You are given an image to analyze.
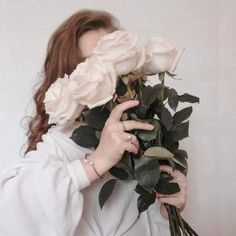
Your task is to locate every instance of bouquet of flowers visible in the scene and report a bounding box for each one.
[44,30,199,236]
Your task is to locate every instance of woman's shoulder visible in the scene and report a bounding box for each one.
[25,121,94,162]
[47,121,82,137]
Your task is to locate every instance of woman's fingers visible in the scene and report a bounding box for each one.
[159,165,187,188]
[101,99,154,163]
[123,140,139,154]
[123,120,154,131]
[122,132,139,149]
[113,132,139,155]
[109,100,140,121]
[157,197,186,210]
[121,132,141,154]
[156,186,185,198]
[106,119,154,133]
[156,165,187,210]
[159,165,185,180]
[156,193,169,198]
[106,101,154,133]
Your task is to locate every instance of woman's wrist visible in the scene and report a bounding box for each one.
[81,150,115,183]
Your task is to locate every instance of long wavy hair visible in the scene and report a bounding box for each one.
[24,9,120,154]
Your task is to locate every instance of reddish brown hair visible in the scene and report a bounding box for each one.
[25,9,120,154]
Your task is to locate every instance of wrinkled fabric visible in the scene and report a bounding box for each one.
[0,122,170,236]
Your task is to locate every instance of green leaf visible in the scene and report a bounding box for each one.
[168,88,178,111]
[142,85,158,106]
[82,106,110,130]
[178,93,200,103]
[128,104,154,119]
[109,166,129,180]
[156,182,180,195]
[95,130,102,140]
[155,172,180,195]
[161,107,173,131]
[121,112,129,121]
[173,106,193,125]
[159,172,173,183]
[141,141,153,150]
[135,184,156,215]
[168,159,176,169]
[161,126,179,152]
[115,152,135,180]
[174,149,188,159]
[137,192,156,215]
[144,147,174,159]
[129,113,152,123]
[136,119,160,141]
[119,152,134,169]
[99,179,117,209]
[166,141,179,153]
[174,150,188,175]
[163,86,170,101]
[116,78,127,96]
[134,155,160,193]
[70,126,99,148]
[154,124,162,147]
[111,156,135,180]
[170,121,189,141]
[144,147,185,168]
[135,184,148,195]
[142,84,161,105]
[104,100,115,113]
[172,158,186,168]
[173,157,188,176]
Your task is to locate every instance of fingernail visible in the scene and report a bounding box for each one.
[150,125,154,129]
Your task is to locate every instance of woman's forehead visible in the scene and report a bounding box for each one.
[78,28,108,58]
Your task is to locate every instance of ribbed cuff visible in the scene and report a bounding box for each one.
[66,159,91,191]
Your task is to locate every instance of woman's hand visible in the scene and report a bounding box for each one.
[85,100,154,181]
[156,165,187,219]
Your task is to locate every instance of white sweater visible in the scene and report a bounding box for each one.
[0,122,170,236]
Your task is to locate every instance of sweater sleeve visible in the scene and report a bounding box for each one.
[0,134,91,236]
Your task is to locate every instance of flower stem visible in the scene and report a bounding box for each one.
[127,84,133,99]
[170,206,182,235]
[158,72,165,84]
[164,203,199,236]
[172,206,186,236]
[164,204,176,236]
[158,72,165,106]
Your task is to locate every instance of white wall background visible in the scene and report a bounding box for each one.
[0,0,235,235]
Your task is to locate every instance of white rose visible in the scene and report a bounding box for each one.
[143,37,185,74]
[93,30,145,76]
[44,75,86,125]
[69,56,117,109]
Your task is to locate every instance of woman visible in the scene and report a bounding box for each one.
[0,9,187,236]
